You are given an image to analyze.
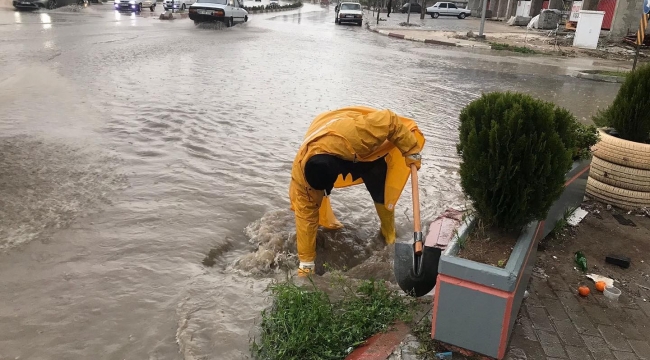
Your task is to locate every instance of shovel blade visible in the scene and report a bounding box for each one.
[394,243,441,297]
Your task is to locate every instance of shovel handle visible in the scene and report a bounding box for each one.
[411,164,423,255]
[411,164,421,232]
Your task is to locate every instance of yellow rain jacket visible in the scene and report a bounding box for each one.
[289,106,425,263]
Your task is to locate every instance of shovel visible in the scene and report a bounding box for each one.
[394,164,442,297]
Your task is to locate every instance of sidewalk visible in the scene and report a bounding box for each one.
[364,12,639,61]
[386,203,650,359]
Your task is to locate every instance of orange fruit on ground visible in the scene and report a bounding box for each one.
[595,281,606,292]
[578,286,590,297]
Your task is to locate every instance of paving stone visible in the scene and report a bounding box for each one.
[582,335,616,360]
[636,298,650,318]
[565,345,594,360]
[556,291,583,312]
[505,347,528,360]
[583,304,613,325]
[624,307,650,329]
[532,277,558,299]
[615,323,646,341]
[536,330,561,344]
[613,351,640,360]
[515,312,538,342]
[599,325,634,352]
[538,340,567,358]
[629,340,650,359]
[566,309,600,336]
[543,298,571,322]
[547,275,571,292]
[526,292,545,308]
[553,319,585,347]
[528,305,555,332]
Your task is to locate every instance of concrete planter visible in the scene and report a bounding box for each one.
[245,5,302,13]
[431,159,591,359]
[576,70,626,83]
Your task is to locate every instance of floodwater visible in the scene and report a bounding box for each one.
[0,2,619,359]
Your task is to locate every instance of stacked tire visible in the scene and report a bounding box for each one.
[586,129,650,210]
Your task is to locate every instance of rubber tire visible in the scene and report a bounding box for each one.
[592,128,650,170]
[432,12,439,18]
[150,5,155,11]
[226,17,233,27]
[181,3,186,10]
[458,12,466,19]
[589,156,650,192]
[586,176,650,210]
[47,0,56,8]
[136,3,141,11]
[244,15,247,22]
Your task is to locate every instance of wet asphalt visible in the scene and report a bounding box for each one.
[0,3,621,359]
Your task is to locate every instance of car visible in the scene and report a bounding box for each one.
[426,1,471,18]
[163,0,194,11]
[188,0,248,26]
[114,0,156,11]
[399,2,421,13]
[12,0,75,9]
[334,1,362,25]
[269,0,279,7]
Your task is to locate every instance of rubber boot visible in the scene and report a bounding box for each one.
[374,203,396,245]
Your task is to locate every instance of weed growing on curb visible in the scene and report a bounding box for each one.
[250,278,412,360]
[490,42,537,54]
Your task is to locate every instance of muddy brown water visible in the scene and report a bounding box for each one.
[0,3,620,359]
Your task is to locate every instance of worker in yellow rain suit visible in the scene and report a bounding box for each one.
[289,106,425,276]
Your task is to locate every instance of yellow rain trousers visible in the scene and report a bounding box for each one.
[289,106,426,263]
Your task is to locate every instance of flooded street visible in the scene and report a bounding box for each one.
[0,2,620,359]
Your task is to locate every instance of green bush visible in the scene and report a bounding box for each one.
[457,92,574,230]
[251,279,410,360]
[571,123,599,160]
[593,64,650,143]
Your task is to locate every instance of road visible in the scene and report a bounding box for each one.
[0,3,619,359]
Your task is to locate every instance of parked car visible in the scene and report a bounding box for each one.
[114,0,156,11]
[399,2,421,13]
[163,0,194,11]
[12,0,75,10]
[188,0,248,26]
[335,1,362,25]
[426,1,471,18]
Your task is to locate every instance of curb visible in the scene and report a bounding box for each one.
[575,70,626,83]
[246,5,303,14]
[345,322,410,360]
[366,24,491,49]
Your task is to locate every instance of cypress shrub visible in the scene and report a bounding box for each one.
[457,92,574,231]
[593,64,650,143]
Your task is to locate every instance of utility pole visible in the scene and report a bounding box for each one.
[478,0,487,38]
[406,1,411,23]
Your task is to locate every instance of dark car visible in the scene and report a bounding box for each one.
[13,0,76,9]
[400,2,421,13]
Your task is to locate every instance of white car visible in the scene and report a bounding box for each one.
[188,0,248,26]
[426,2,471,19]
[163,0,194,11]
[335,1,362,25]
[114,0,156,11]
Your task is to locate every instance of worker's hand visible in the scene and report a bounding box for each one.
[405,153,422,170]
[297,261,315,277]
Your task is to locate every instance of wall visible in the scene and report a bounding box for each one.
[609,0,645,39]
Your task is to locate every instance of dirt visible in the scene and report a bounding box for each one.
[537,200,650,305]
[457,224,520,268]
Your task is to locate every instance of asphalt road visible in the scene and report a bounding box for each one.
[0,3,620,359]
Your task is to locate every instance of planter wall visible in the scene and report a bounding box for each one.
[431,160,591,359]
[586,128,650,210]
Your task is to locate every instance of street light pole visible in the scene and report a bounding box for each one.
[406,2,411,24]
[478,0,487,37]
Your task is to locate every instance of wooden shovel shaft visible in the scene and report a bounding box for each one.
[411,164,423,255]
[411,164,421,232]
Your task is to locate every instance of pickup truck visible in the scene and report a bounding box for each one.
[426,2,471,19]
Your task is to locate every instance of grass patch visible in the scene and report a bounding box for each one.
[251,278,412,360]
[490,42,537,54]
[594,70,628,77]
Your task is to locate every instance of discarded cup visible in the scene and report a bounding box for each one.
[434,352,453,360]
[604,285,621,301]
